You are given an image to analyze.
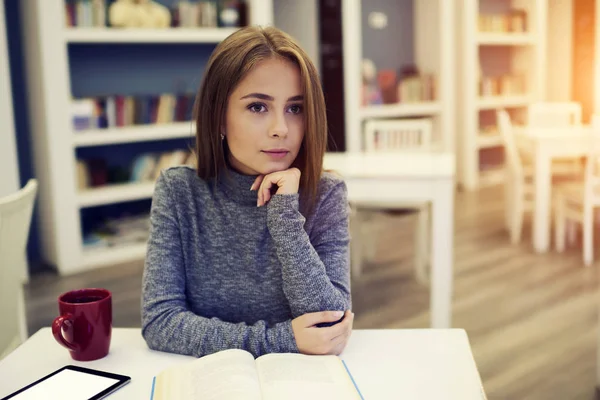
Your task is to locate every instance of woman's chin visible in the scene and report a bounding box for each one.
[258,162,293,175]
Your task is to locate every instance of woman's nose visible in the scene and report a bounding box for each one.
[269,112,288,138]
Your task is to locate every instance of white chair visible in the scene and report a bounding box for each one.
[554,121,600,266]
[351,118,432,284]
[0,179,38,359]
[498,110,535,244]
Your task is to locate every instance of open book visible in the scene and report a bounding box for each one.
[150,349,363,400]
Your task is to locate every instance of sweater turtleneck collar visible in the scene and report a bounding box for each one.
[218,165,260,206]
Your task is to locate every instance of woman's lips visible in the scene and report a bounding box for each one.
[262,150,289,159]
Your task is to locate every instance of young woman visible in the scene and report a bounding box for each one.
[142,26,353,358]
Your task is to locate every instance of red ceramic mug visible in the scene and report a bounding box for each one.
[52,288,112,361]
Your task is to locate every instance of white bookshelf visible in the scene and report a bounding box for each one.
[359,102,441,119]
[81,243,148,272]
[477,133,503,149]
[64,27,239,43]
[77,182,156,208]
[0,0,20,199]
[457,0,547,190]
[20,0,273,275]
[477,95,534,109]
[476,33,535,45]
[72,122,194,147]
[342,0,455,153]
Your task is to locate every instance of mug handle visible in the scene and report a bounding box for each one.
[52,314,79,351]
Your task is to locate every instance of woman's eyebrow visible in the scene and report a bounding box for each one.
[241,92,273,101]
[240,93,304,101]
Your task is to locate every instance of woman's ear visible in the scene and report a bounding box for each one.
[220,119,227,137]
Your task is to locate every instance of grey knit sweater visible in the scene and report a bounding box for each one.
[141,166,351,358]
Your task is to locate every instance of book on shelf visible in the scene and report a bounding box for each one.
[65,0,106,28]
[83,213,150,249]
[65,0,248,29]
[398,74,436,103]
[361,62,436,106]
[478,9,527,33]
[71,93,195,131]
[150,348,363,400]
[151,150,190,181]
[479,74,526,97]
[77,150,195,190]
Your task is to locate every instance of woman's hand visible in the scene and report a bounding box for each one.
[291,310,354,355]
[250,168,301,207]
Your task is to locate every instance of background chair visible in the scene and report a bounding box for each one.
[498,110,535,244]
[351,118,432,284]
[0,179,38,359]
[554,120,600,266]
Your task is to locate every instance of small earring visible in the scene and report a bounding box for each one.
[220,133,225,141]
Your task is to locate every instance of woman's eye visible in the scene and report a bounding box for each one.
[288,104,303,114]
[248,103,267,113]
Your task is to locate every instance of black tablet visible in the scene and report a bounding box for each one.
[1,365,131,400]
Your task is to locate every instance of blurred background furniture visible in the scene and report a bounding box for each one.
[0,0,20,199]
[528,101,584,175]
[0,179,38,359]
[554,120,600,266]
[324,151,455,328]
[351,118,433,284]
[498,109,534,244]
[527,102,582,127]
[513,122,597,253]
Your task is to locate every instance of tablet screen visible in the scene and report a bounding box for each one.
[4,367,127,400]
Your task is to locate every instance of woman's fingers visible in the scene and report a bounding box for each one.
[298,310,345,328]
[250,175,264,192]
[253,169,301,206]
[261,178,272,206]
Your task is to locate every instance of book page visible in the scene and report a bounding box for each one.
[256,354,361,400]
[153,349,262,400]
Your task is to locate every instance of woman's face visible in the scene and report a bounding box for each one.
[224,57,305,176]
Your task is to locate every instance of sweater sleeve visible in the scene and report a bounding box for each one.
[141,171,299,357]
[266,180,352,318]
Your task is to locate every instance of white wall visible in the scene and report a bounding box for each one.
[273,0,321,74]
[547,0,573,101]
[0,0,20,198]
[596,0,600,114]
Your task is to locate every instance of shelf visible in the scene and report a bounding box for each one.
[78,182,155,208]
[477,33,535,45]
[359,102,441,119]
[479,167,505,187]
[81,242,147,269]
[73,122,194,147]
[64,27,239,43]
[477,134,503,149]
[477,95,532,109]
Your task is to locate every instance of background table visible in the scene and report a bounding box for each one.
[0,328,486,399]
[514,126,595,253]
[324,152,456,328]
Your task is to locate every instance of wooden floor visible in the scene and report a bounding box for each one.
[24,186,600,399]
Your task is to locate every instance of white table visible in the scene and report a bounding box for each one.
[0,328,486,399]
[324,152,456,328]
[514,126,595,253]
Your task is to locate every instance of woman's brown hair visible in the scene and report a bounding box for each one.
[193,26,327,215]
